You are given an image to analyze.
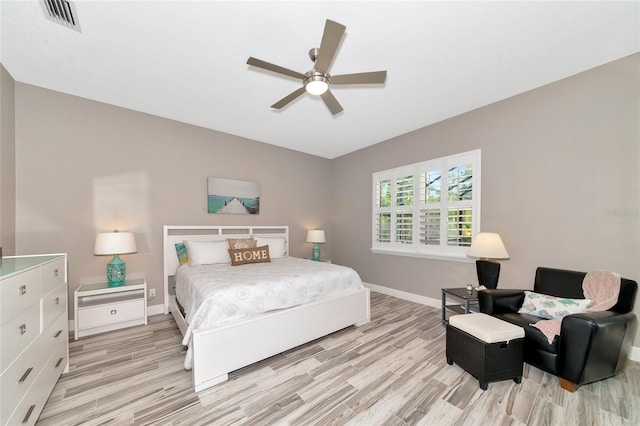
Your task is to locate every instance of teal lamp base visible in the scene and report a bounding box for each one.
[311,244,321,261]
[106,254,126,286]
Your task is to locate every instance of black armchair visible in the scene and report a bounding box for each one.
[478,267,638,392]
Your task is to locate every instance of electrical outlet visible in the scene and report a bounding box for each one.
[149,288,156,298]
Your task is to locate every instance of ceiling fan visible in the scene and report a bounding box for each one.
[247,19,387,115]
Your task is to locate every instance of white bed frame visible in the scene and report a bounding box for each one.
[163,225,371,392]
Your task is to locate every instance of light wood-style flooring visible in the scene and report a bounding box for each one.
[37,292,640,425]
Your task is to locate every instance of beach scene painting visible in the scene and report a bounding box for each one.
[207,177,260,214]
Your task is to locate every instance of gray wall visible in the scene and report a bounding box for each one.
[331,53,640,343]
[8,54,640,346]
[0,64,16,255]
[14,83,332,317]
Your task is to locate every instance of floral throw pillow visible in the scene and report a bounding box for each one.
[518,291,594,319]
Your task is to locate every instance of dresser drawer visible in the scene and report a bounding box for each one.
[43,283,68,326]
[0,254,68,426]
[42,313,69,375]
[77,299,145,330]
[41,257,66,295]
[45,319,69,380]
[1,303,41,374]
[0,332,48,423]
[5,341,67,426]
[1,267,41,324]
[42,312,68,355]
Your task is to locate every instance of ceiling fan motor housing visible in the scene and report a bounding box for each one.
[309,48,320,63]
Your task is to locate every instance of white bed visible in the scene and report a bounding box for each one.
[163,225,371,392]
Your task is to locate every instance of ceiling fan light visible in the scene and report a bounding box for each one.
[305,76,329,96]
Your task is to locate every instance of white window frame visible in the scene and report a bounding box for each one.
[371,149,481,262]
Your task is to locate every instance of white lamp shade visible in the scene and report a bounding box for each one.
[306,230,326,244]
[94,231,137,255]
[466,232,509,260]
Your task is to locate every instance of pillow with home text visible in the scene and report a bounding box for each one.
[228,245,271,266]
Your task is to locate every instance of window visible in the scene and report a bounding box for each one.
[372,150,481,261]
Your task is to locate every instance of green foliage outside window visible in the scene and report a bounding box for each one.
[377,180,391,208]
[448,164,473,201]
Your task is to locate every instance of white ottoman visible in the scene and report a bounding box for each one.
[446,313,525,390]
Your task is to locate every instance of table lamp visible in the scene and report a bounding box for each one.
[94,230,137,286]
[306,230,326,261]
[466,232,509,289]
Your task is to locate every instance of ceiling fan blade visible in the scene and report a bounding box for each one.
[271,87,307,109]
[315,20,346,74]
[247,57,306,80]
[331,71,387,85]
[321,90,343,115]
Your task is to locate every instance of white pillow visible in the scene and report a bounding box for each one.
[254,237,287,258]
[186,240,230,265]
[518,291,594,319]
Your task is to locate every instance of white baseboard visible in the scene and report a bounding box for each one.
[363,282,640,362]
[630,346,640,362]
[147,303,165,317]
[363,282,441,309]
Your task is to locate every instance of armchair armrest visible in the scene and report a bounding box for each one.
[559,311,637,386]
[478,289,525,315]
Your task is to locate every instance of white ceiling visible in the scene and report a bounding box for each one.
[1,1,638,159]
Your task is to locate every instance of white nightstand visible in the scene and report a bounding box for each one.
[74,278,147,339]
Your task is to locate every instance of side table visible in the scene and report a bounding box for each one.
[74,278,147,339]
[441,287,479,325]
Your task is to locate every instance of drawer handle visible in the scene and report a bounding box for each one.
[23,404,36,423]
[53,269,59,277]
[55,296,61,305]
[55,357,64,368]
[18,367,33,383]
[19,285,27,295]
[111,309,117,315]
[19,324,27,335]
[54,329,63,338]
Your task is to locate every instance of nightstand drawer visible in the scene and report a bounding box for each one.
[77,299,145,330]
[1,268,41,324]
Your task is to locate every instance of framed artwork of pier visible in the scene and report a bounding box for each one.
[207,177,260,214]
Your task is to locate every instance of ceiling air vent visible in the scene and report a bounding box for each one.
[40,0,81,32]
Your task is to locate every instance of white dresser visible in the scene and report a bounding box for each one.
[0,254,68,426]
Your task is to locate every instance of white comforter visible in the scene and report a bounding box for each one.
[175,257,363,369]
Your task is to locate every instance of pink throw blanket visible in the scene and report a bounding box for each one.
[531,270,621,344]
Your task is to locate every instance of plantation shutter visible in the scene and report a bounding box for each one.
[372,149,480,259]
